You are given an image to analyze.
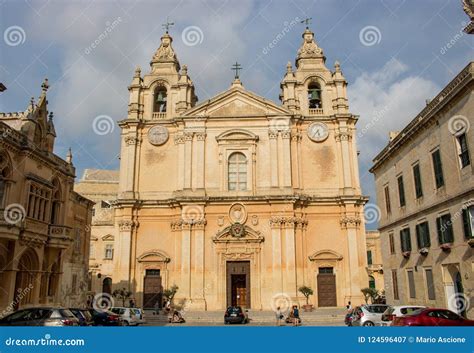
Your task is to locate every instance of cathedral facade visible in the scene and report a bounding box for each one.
[111,26,368,310]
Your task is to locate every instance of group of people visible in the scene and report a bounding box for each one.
[275,305,301,326]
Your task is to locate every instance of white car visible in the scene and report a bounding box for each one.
[110,307,144,326]
[380,305,426,326]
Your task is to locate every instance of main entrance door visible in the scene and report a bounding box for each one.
[317,267,337,307]
[226,261,250,308]
[143,269,163,309]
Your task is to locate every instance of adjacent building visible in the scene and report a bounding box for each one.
[94,25,370,311]
[370,62,474,318]
[365,230,384,291]
[74,169,119,294]
[0,81,93,315]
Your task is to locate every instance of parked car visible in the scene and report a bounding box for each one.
[110,307,145,326]
[224,306,248,324]
[392,308,474,326]
[351,304,389,326]
[0,308,79,326]
[89,309,122,326]
[380,305,425,326]
[69,308,94,326]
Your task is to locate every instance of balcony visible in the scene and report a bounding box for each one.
[47,225,73,248]
[152,112,167,120]
[308,108,324,116]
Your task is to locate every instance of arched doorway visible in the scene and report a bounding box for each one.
[14,248,39,309]
[102,277,112,294]
[368,275,376,289]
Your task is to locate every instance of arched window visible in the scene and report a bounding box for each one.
[308,82,322,109]
[228,152,247,191]
[153,85,167,113]
[50,178,61,224]
[0,153,11,207]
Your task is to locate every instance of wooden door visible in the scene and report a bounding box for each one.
[317,267,337,307]
[143,270,162,309]
[226,261,250,308]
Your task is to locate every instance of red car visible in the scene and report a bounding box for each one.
[392,308,474,326]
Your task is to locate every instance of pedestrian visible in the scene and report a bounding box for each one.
[129,298,135,308]
[275,306,283,326]
[292,305,300,326]
[346,301,352,311]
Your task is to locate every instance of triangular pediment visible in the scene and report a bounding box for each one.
[101,234,114,241]
[213,225,264,243]
[183,86,291,118]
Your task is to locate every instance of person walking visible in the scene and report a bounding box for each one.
[346,301,352,311]
[275,306,283,326]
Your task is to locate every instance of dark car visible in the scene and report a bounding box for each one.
[0,308,79,326]
[70,308,94,326]
[224,306,248,324]
[89,309,122,326]
[392,308,474,326]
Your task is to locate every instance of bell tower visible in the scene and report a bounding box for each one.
[280,24,349,116]
[126,26,197,122]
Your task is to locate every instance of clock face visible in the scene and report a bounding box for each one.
[307,122,329,142]
[148,125,169,146]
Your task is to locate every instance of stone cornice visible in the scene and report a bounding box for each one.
[170,218,207,231]
[371,62,473,172]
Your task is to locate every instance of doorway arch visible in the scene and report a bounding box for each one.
[14,248,39,309]
[102,277,112,294]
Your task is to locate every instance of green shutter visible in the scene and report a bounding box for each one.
[398,176,406,207]
[413,164,423,198]
[423,222,431,247]
[432,150,444,188]
[462,208,473,239]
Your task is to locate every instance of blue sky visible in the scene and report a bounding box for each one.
[0,0,472,227]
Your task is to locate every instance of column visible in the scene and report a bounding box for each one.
[282,130,292,187]
[184,132,193,189]
[175,134,185,190]
[117,220,136,286]
[269,130,279,187]
[194,132,206,190]
[270,217,282,292]
[295,220,305,289]
[191,219,206,310]
[119,128,138,198]
[181,223,191,299]
[291,132,300,189]
[283,220,297,298]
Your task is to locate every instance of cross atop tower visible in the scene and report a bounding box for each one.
[300,17,312,28]
[231,61,243,79]
[162,17,174,33]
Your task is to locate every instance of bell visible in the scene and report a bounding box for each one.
[156,91,166,103]
[309,89,321,101]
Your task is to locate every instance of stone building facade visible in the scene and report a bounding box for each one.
[0,81,93,315]
[370,62,474,318]
[92,26,369,311]
[74,169,119,294]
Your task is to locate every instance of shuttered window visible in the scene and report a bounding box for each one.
[397,175,406,207]
[462,206,474,239]
[392,270,399,300]
[436,214,454,244]
[425,268,436,300]
[413,164,423,198]
[384,186,391,214]
[407,270,416,299]
[432,150,444,188]
[416,222,431,248]
[400,228,412,252]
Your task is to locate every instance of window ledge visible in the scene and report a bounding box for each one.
[402,251,411,258]
[418,247,429,256]
[439,243,453,251]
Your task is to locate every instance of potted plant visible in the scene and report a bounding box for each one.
[298,286,314,311]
